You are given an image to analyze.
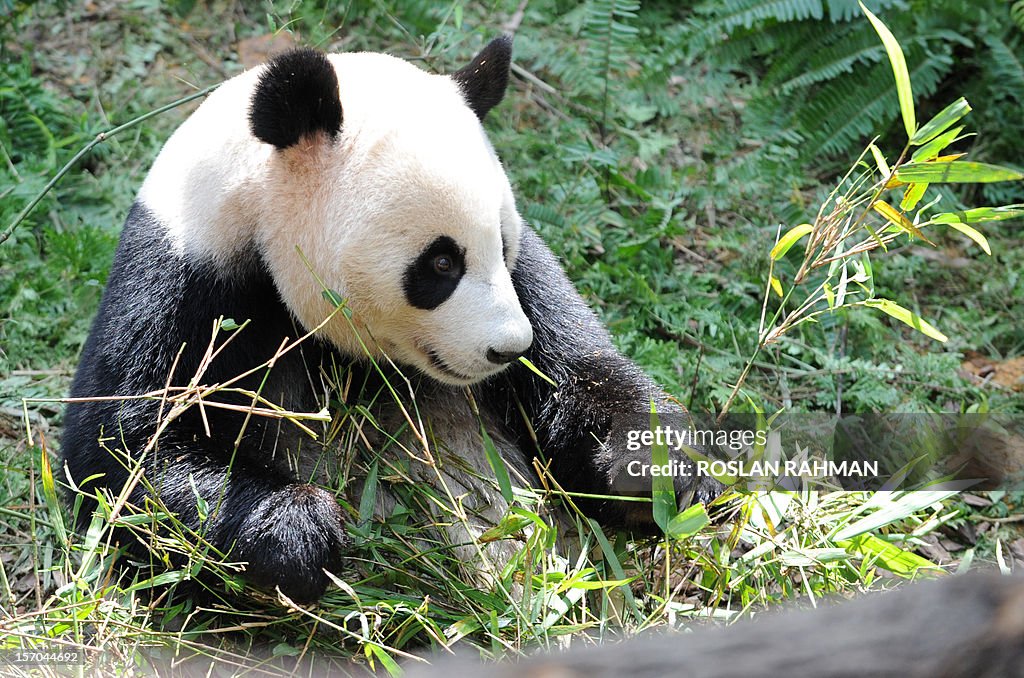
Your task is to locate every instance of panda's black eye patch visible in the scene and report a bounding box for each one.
[404,236,466,310]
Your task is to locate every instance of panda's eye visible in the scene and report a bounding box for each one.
[433,255,454,274]
[404,236,465,310]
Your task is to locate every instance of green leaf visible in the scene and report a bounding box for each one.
[860,2,915,139]
[929,204,1024,224]
[588,519,644,623]
[945,222,992,255]
[517,356,558,387]
[40,444,67,546]
[868,143,890,177]
[365,643,401,678]
[478,512,534,543]
[219,318,239,331]
[779,548,850,567]
[831,490,960,541]
[862,298,947,342]
[770,223,814,260]
[124,570,191,592]
[859,252,875,297]
[649,401,675,535]
[910,98,971,145]
[322,289,344,307]
[188,474,209,523]
[357,461,378,527]
[910,125,965,163]
[481,423,513,504]
[896,161,1024,184]
[839,534,941,577]
[899,182,928,211]
[556,570,635,592]
[665,502,710,540]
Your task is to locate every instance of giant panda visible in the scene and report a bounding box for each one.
[62,36,719,603]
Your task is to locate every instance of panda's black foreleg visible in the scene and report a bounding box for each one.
[141,447,349,602]
[481,227,721,530]
[70,423,349,602]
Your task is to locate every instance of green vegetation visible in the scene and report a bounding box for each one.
[2,1,1023,675]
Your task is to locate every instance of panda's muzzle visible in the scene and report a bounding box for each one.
[424,347,477,382]
[486,347,525,365]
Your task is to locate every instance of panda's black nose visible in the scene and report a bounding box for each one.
[486,347,524,365]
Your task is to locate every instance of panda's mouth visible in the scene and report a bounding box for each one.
[423,347,477,383]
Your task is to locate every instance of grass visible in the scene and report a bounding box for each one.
[2,1,1024,675]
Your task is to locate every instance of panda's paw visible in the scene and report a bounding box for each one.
[606,449,724,530]
[233,483,350,603]
[671,468,724,512]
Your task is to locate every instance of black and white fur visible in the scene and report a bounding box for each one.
[62,37,718,602]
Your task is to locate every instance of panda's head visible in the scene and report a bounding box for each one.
[246,38,533,386]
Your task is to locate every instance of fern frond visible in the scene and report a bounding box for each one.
[766,25,886,93]
[701,22,795,64]
[824,0,906,22]
[698,0,825,33]
[1011,0,1024,32]
[583,0,641,83]
[582,0,641,137]
[686,0,828,53]
[801,45,953,155]
[984,34,1024,101]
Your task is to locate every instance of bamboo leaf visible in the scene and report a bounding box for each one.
[839,534,942,577]
[588,519,644,623]
[868,143,890,178]
[860,2,915,139]
[40,440,67,546]
[930,204,1024,224]
[650,401,675,534]
[357,461,378,526]
[665,502,710,540]
[945,222,992,255]
[896,161,1024,184]
[910,98,971,146]
[481,424,514,504]
[770,223,814,260]
[365,644,401,678]
[478,512,534,543]
[871,201,930,242]
[899,182,928,211]
[518,356,558,387]
[860,252,875,297]
[862,298,948,342]
[770,275,783,297]
[910,125,965,163]
[832,490,960,540]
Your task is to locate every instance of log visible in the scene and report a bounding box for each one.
[407,572,1024,678]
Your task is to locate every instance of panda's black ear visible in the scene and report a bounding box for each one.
[451,35,513,121]
[249,48,343,150]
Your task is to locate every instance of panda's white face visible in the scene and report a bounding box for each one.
[251,46,533,385]
[138,41,531,385]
